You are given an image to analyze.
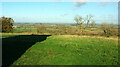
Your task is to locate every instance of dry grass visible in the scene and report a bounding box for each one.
[57,35,118,40]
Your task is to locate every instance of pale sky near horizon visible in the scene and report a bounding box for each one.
[1,2,118,24]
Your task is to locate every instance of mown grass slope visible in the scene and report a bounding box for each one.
[12,35,118,65]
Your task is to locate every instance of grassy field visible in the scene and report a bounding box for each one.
[8,35,118,65]
[1,33,32,38]
[13,27,37,33]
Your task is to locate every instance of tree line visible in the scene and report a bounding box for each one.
[0,16,118,37]
[74,15,118,37]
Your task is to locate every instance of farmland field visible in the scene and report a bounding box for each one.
[13,27,37,33]
[5,35,118,65]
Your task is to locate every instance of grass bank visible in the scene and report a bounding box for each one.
[12,35,118,65]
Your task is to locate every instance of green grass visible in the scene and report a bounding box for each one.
[1,33,51,38]
[1,33,32,38]
[12,35,118,65]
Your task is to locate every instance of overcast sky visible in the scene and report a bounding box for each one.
[1,1,118,24]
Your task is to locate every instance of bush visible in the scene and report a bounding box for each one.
[100,23,118,37]
[0,16,14,33]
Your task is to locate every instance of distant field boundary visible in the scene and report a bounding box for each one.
[2,33,118,40]
[60,35,118,40]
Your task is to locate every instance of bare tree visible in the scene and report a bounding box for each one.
[100,23,118,37]
[74,16,85,32]
[90,20,96,27]
[85,14,93,27]
[74,15,93,33]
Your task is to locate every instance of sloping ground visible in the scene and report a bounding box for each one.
[12,35,118,65]
[2,35,50,66]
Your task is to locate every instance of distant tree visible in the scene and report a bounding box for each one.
[74,15,85,32]
[100,23,117,37]
[74,15,93,33]
[90,20,96,27]
[74,16,80,25]
[0,16,14,33]
[85,14,93,27]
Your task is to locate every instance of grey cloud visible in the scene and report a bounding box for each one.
[74,2,87,7]
[98,2,109,6]
[53,0,62,2]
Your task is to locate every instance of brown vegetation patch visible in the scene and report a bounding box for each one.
[47,51,59,53]
[59,35,118,40]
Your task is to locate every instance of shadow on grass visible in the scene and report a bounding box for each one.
[2,35,51,66]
